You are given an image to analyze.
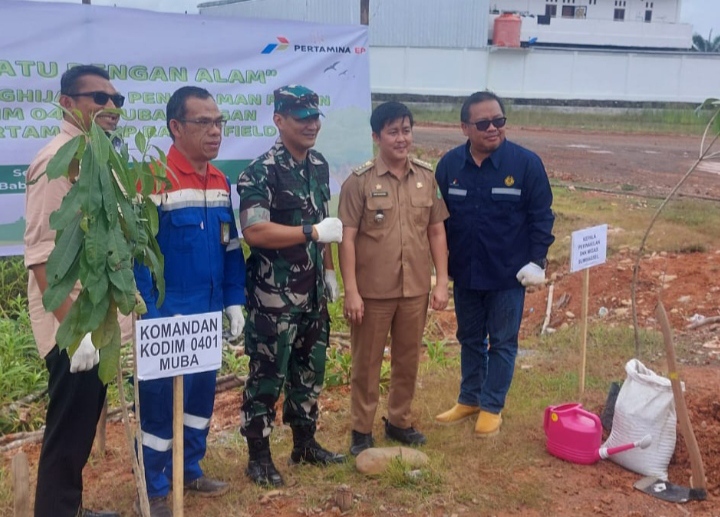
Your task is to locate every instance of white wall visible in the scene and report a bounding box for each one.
[494,0,680,23]
[370,46,720,103]
[489,14,692,48]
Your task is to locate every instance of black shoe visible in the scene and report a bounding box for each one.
[184,476,229,497]
[349,430,374,456]
[133,496,172,517]
[383,416,427,446]
[80,510,121,517]
[289,424,346,465]
[246,437,284,487]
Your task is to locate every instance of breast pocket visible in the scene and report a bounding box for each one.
[447,187,469,213]
[167,210,204,252]
[362,195,394,238]
[410,190,433,227]
[490,187,522,214]
[271,192,305,226]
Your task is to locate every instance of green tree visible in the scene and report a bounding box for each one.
[41,115,170,384]
[692,31,720,52]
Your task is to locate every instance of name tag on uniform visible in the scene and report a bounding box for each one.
[491,188,521,196]
[448,187,467,197]
[371,191,389,197]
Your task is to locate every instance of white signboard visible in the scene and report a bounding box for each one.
[135,312,223,381]
[570,224,608,273]
[0,0,372,256]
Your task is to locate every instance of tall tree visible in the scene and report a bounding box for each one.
[692,31,720,52]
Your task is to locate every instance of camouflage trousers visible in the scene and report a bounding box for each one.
[240,308,329,439]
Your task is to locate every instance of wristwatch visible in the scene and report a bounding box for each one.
[302,224,314,242]
[531,258,548,269]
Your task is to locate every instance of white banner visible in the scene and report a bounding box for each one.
[0,0,372,256]
[136,312,223,381]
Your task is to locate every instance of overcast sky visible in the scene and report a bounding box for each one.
[24,0,719,38]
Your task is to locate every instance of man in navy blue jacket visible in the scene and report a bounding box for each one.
[434,91,554,437]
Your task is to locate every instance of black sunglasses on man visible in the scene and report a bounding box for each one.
[67,91,125,108]
[469,116,507,132]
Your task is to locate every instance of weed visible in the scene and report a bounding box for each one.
[221,345,249,376]
[0,257,28,318]
[325,346,352,387]
[425,339,449,367]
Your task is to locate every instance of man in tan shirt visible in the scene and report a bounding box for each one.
[24,65,125,517]
[338,101,450,455]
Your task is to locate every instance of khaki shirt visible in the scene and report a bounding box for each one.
[338,156,449,299]
[24,120,131,358]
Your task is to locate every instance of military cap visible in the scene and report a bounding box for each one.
[274,85,323,119]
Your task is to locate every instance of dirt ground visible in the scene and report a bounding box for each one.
[3,126,720,516]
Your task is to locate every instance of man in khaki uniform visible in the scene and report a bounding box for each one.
[338,101,450,455]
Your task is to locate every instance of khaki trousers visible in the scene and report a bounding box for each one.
[350,295,428,433]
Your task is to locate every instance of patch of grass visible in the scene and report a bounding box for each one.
[412,104,715,136]
[0,256,28,319]
[0,308,47,434]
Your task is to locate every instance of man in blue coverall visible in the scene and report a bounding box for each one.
[434,91,555,437]
[134,86,246,516]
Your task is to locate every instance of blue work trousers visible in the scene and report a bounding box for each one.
[454,285,525,414]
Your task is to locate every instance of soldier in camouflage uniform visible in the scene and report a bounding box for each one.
[237,85,345,487]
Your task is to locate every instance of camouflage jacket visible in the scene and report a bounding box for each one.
[237,139,331,314]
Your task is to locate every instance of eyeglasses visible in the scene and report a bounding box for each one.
[467,117,507,131]
[178,118,228,130]
[67,91,125,108]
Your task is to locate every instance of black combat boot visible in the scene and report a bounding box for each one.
[246,437,284,487]
[289,424,346,465]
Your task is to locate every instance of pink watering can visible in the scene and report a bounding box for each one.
[544,403,652,465]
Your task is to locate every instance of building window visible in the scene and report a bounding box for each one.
[546,4,557,17]
[561,5,575,17]
[614,8,625,21]
[645,10,652,22]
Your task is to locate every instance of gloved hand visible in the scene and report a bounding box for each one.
[225,305,245,338]
[69,333,99,373]
[324,270,340,302]
[313,218,343,243]
[516,262,546,287]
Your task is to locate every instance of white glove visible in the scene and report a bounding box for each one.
[324,270,340,302]
[313,217,343,243]
[516,262,546,287]
[225,305,245,338]
[69,333,99,373]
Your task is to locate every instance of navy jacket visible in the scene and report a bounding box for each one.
[436,139,555,290]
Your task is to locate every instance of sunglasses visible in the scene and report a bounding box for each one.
[67,91,125,108]
[467,116,507,131]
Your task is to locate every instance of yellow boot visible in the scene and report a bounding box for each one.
[474,411,502,438]
[435,403,480,426]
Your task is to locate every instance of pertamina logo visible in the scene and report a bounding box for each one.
[262,36,361,55]
[262,36,290,54]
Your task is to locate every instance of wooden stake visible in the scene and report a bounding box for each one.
[579,268,589,397]
[95,397,107,457]
[12,452,30,517]
[173,376,184,517]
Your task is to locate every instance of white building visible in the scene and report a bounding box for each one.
[198,0,718,103]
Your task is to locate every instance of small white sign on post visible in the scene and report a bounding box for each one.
[570,224,608,273]
[135,312,223,381]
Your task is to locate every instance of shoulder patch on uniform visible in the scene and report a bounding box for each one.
[410,157,433,171]
[352,160,374,176]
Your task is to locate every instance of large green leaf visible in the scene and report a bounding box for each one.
[83,213,109,271]
[135,131,147,155]
[75,289,110,335]
[42,254,80,312]
[92,301,120,350]
[111,283,136,315]
[143,199,160,238]
[98,338,121,385]
[45,213,83,285]
[99,167,118,227]
[45,136,83,181]
[49,186,81,231]
[145,238,165,308]
[89,122,111,164]
[107,144,134,198]
[56,300,83,351]
[106,225,132,271]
